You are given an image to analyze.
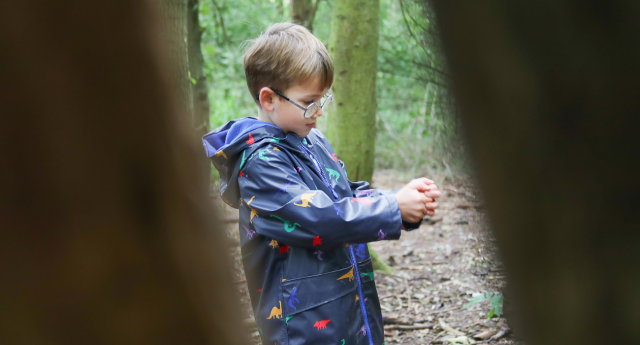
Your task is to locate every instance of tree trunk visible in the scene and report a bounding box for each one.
[157,0,194,124]
[430,1,640,344]
[327,0,380,183]
[0,1,245,344]
[187,0,212,182]
[290,0,317,32]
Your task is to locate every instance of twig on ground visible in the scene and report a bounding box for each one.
[384,323,435,330]
[423,305,460,315]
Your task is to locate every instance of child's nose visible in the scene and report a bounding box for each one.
[314,108,324,118]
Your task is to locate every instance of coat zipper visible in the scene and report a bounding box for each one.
[299,142,375,345]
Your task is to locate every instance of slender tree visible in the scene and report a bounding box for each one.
[188,0,212,181]
[157,0,194,123]
[327,0,380,183]
[290,0,318,32]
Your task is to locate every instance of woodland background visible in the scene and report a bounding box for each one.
[195,0,463,183]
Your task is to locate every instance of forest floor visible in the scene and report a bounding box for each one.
[213,169,522,345]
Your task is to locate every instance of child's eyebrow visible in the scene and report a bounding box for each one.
[304,93,323,98]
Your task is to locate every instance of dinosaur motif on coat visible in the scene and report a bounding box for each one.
[313,319,331,330]
[325,166,340,182]
[337,266,354,282]
[351,198,373,205]
[267,301,282,319]
[272,180,292,200]
[247,196,258,223]
[314,250,324,260]
[246,133,254,145]
[313,235,323,246]
[294,191,316,207]
[242,224,256,239]
[270,214,301,232]
[259,149,270,161]
[288,287,301,312]
[214,150,227,159]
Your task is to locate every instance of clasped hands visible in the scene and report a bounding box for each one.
[395,178,441,223]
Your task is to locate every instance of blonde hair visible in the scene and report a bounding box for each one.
[243,23,334,104]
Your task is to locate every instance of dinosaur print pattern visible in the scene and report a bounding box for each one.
[360,272,374,281]
[246,133,255,145]
[247,196,259,224]
[325,167,340,182]
[294,191,317,207]
[313,235,323,246]
[331,153,338,162]
[279,245,290,254]
[337,266,354,282]
[273,180,292,200]
[259,149,270,161]
[288,286,301,312]
[355,244,367,258]
[239,150,247,169]
[334,204,345,217]
[269,240,279,248]
[314,250,324,260]
[377,229,386,240]
[239,170,247,178]
[273,146,280,151]
[313,319,330,330]
[267,301,282,319]
[356,325,367,337]
[270,138,280,143]
[351,198,373,205]
[214,150,227,159]
[270,214,301,233]
[356,189,376,197]
[242,224,255,239]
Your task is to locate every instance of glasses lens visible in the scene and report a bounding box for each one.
[321,94,333,110]
[305,103,321,118]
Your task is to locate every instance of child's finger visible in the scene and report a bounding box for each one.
[425,201,439,210]
[425,190,442,199]
[417,177,435,185]
[425,209,435,217]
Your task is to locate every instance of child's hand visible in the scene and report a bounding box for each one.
[419,178,441,217]
[395,178,437,223]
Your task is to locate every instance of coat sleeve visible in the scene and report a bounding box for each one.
[339,159,422,231]
[239,151,403,250]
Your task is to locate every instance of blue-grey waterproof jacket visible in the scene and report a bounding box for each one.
[203,117,406,345]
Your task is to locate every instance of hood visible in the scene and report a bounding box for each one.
[202,117,307,208]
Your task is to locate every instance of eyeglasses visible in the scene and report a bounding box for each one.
[270,88,333,119]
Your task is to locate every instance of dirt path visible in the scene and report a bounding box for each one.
[214,170,520,345]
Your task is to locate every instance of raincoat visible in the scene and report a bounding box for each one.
[203,117,414,345]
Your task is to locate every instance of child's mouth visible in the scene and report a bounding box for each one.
[306,123,316,128]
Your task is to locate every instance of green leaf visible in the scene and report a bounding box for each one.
[490,294,504,317]
[462,294,488,310]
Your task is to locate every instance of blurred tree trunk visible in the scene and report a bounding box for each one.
[327,0,380,183]
[0,1,246,344]
[187,0,212,182]
[157,0,194,124]
[290,0,317,32]
[430,1,640,345]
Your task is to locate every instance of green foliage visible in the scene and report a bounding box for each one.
[462,292,504,318]
[198,0,465,182]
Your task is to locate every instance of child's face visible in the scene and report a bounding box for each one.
[262,76,330,138]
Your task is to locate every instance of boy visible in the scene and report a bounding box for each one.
[203,23,440,345]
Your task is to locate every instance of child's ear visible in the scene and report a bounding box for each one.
[259,87,276,111]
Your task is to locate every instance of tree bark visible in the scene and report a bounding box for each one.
[430,1,640,344]
[290,0,317,32]
[157,0,195,124]
[0,1,245,344]
[187,0,212,182]
[327,0,380,183]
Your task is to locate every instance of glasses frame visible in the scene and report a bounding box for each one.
[270,88,333,119]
